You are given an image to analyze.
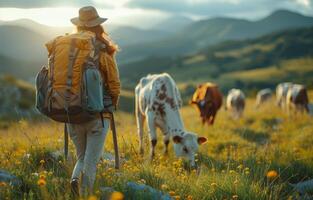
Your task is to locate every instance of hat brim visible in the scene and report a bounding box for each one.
[70,17,107,27]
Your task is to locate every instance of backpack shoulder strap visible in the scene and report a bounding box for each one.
[96,40,107,53]
[94,39,107,67]
[48,39,57,85]
[65,38,80,112]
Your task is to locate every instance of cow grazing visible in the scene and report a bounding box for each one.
[135,73,207,166]
[226,89,245,119]
[190,83,223,125]
[276,82,293,109]
[286,84,309,114]
[256,88,272,108]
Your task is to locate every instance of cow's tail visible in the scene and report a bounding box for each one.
[302,88,310,113]
[163,73,183,108]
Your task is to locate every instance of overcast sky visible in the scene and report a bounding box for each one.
[0,0,312,28]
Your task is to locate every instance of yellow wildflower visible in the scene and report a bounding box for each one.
[110,191,124,200]
[174,195,180,200]
[187,195,193,200]
[39,160,45,165]
[88,195,98,200]
[37,178,46,187]
[169,191,176,196]
[0,182,7,187]
[210,183,217,188]
[267,170,278,179]
[161,184,169,190]
[237,164,243,170]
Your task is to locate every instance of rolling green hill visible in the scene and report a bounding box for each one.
[118,10,313,63]
[120,26,313,96]
[0,54,41,81]
[0,25,48,62]
[152,14,193,33]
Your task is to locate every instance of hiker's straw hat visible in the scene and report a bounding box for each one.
[71,6,107,27]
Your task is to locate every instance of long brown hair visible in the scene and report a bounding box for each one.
[76,25,118,55]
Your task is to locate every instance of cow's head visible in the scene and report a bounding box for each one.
[172,133,207,167]
[190,99,213,118]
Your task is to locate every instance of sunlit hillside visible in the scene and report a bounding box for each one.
[1,92,312,199]
[120,26,313,93]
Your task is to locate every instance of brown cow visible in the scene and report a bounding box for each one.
[190,83,223,125]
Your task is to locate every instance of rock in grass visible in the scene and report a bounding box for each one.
[291,179,313,194]
[126,182,172,200]
[0,169,22,187]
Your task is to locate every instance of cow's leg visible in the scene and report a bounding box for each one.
[201,117,206,125]
[210,112,217,125]
[146,110,157,159]
[135,95,145,155]
[136,113,145,155]
[207,116,212,125]
[163,133,170,155]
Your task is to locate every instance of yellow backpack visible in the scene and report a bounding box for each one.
[36,31,109,123]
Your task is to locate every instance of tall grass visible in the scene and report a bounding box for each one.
[0,95,312,199]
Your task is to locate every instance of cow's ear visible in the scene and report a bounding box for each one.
[173,136,183,144]
[198,137,207,145]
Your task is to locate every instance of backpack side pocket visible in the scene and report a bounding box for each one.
[35,66,49,113]
[83,67,104,113]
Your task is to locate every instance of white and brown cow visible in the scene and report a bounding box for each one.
[255,88,272,108]
[135,73,207,166]
[226,89,245,119]
[276,82,293,110]
[286,84,309,114]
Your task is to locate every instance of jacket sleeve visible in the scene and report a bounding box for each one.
[99,51,121,107]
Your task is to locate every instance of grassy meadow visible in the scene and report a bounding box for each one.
[0,92,313,200]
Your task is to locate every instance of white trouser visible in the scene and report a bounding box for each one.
[67,117,109,195]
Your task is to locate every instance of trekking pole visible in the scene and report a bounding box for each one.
[110,113,120,169]
[64,123,69,160]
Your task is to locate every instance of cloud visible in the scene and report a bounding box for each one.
[0,0,112,8]
[126,0,313,18]
[295,0,311,7]
[0,0,312,21]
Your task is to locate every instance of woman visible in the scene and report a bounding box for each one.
[68,6,120,197]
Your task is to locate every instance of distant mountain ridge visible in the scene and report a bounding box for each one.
[118,9,313,63]
[0,9,313,81]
